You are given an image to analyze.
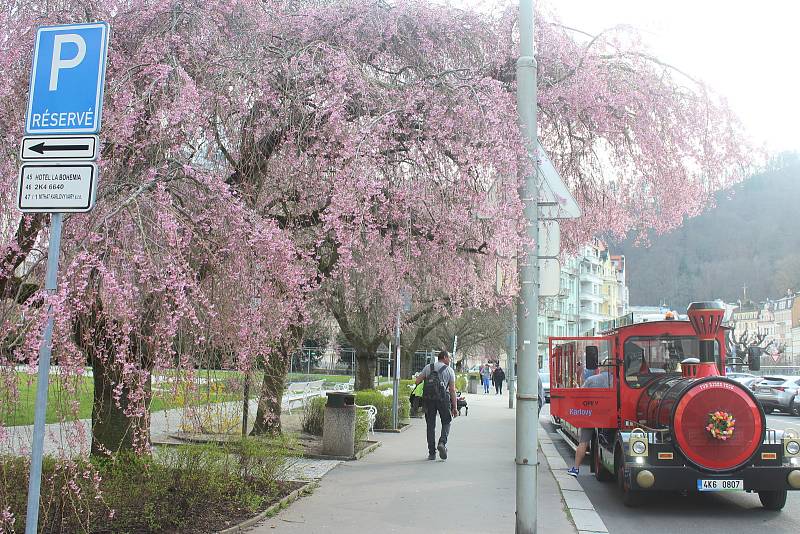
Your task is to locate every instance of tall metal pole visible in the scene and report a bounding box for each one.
[392,310,401,429]
[507,316,517,409]
[516,0,540,532]
[241,371,250,437]
[25,212,64,534]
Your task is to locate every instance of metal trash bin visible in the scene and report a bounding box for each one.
[323,391,356,457]
[468,375,479,394]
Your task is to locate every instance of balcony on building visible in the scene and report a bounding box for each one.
[579,269,603,283]
[579,290,604,304]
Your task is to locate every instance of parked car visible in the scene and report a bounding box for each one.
[726,372,759,389]
[539,372,550,403]
[753,375,800,415]
[726,372,755,380]
[734,375,761,390]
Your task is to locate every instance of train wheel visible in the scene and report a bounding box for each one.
[758,490,787,511]
[594,435,613,482]
[616,447,641,507]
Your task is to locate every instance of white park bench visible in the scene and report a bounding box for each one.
[283,379,326,413]
[332,377,355,391]
[355,404,377,436]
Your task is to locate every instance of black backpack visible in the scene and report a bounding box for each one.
[422,363,450,404]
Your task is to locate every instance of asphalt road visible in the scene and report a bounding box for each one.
[541,407,800,534]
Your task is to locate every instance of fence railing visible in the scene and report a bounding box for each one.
[753,366,800,376]
[289,347,439,378]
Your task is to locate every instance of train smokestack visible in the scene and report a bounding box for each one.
[686,302,725,376]
[687,301,725,340]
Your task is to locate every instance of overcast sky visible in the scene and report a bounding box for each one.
[455,0,800,156]
[547,0,800,156]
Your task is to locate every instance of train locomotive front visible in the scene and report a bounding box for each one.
[550,301,800,509]
[636,374,765,473]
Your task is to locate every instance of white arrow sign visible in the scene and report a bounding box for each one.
[20,136,98,161]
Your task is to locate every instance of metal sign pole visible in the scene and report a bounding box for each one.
[392,310,401,430]
[452,335,458,370]
[508,317,517,409]
[20,22,108,531]
[24,212,63,534]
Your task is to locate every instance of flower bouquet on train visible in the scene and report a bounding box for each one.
[706,411,735,440]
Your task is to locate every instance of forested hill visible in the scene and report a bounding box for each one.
[616,156,800,309]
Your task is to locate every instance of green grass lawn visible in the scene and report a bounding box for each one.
[1,370,358,427]
[1,372,240,427]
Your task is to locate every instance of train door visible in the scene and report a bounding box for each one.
[549,337,617,428]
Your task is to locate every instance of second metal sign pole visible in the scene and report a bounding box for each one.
[392,310,401,430]
[25,212,64,534]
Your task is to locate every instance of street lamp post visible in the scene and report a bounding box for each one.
[516,0,540,532]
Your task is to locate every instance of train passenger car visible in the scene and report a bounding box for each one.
[549,302,800,508]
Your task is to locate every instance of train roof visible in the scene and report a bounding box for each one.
[596,318,730,336]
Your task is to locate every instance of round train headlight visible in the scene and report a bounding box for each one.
[632,441,647,455]
[787,441,800,456]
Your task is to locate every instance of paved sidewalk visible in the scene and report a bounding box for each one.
[250,392,576,533]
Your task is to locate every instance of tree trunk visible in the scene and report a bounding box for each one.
[355,349,376,390]
[91,352,152,457]
[250,351,290,436]
[250,325,301,436]
[78,286,156,458]
[400,348,415,379]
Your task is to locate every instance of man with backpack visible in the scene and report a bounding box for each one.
[414,350,458,460]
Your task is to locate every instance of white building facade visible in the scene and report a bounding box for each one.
[537,240,629,371]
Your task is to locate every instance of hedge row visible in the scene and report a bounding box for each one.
[354,390,410,429]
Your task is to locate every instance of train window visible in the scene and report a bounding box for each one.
[623,336,720,388]
[550,338,612,389]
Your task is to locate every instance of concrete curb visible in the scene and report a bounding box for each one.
[302,439,382,461]
[374,422,411,433]
[216,480,318,534]
[538,421,609,534]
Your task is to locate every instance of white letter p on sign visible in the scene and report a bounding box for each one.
[49,33,86,91]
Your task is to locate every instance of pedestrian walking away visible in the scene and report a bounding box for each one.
[493,365,505,395]
[415,350,458,460]
[480,363,492,394]
[537,372,544,414]
[568,366,614,477]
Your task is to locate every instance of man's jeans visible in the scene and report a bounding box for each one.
[425,401,452,453]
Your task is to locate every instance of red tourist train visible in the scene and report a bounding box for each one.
[549,302,800,508]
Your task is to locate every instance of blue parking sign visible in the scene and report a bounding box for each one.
[25,22,109,135]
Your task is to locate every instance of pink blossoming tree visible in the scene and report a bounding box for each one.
[0,0,750,461]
